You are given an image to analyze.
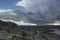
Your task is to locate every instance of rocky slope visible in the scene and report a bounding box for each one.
[0,20,60,40]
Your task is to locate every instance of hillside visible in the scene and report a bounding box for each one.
[0,20,60,40]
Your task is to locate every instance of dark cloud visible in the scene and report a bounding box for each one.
[15,0,60,25]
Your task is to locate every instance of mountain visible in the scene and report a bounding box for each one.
[0,20,60,40]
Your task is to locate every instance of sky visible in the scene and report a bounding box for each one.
[0,0,37,25]
[0,0,23,10]
[0,0,60,25]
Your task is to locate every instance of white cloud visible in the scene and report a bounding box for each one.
[47,21,60,25]
[16,0,58,11]
[15,0,50,12]
[0,9,12,13]
[0,9,17,15]
[16,0,28,7]
[9,12,17,15]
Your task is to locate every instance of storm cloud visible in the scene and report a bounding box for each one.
[15,0,60,25]
[0,0,60,25]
